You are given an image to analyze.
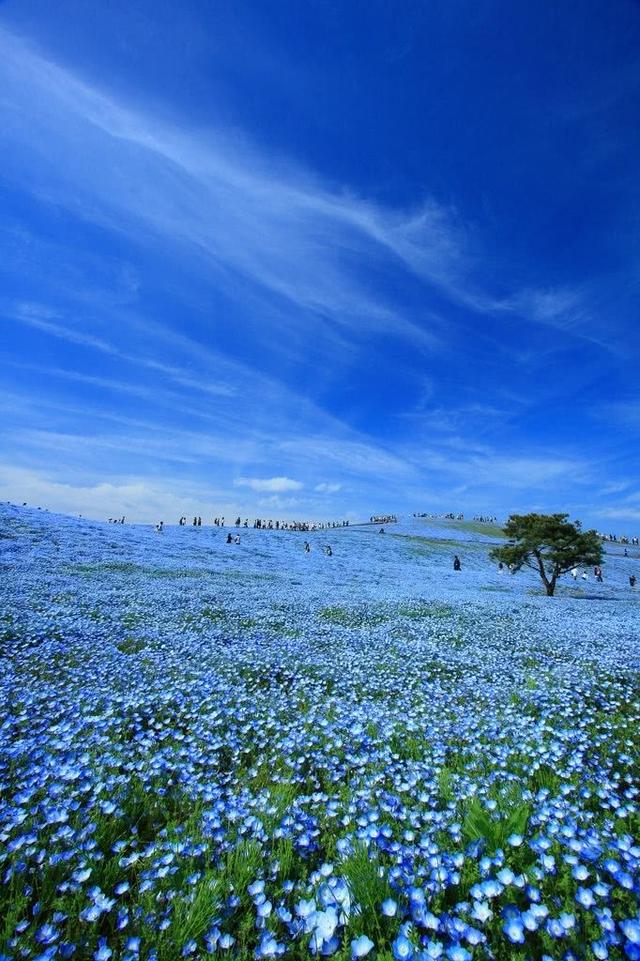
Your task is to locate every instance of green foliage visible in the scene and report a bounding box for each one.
[340,843,394,940]
[168,872,223,945]
[116,635,146,655]
[490,513,603,596]
[437,765,456,805]
[461,796,531,852]
[224,839,264,898]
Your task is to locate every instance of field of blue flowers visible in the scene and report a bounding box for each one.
[1,503,639,961]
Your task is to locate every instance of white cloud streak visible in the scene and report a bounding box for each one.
[234,476,303,493]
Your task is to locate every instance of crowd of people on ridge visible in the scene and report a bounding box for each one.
[413,512,497,523]
[600,533,639,545]
[155,515,353,534]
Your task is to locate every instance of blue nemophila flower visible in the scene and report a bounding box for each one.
[381,898,398,917]
[423,942,443,960]
[94,939,112,961]
[313,907,339,943]
[480,879,502,899]
[465,926,484,947]
[503,917,525,944]
[470,900,491,923]
[36,924,59,945]
[204,927,221,952]
[296,899,316,922]
[546,918,566,939]
[80,904,102,923]
[255,932,283,957]
[496,867,514,886]
[575,886,595,908]
[521,906,543,931]
[256,899,272,919]
[33,949,58,961]
[559,912,575,932]
[392,935,413,960]
[446,946,471,961]
[351,935,374,958]
[621,921,640,945]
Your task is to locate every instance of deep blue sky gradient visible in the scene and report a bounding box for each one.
[1,0,639,524]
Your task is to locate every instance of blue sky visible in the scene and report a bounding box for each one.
[1,0,639,525]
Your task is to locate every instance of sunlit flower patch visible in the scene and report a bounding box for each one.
[0,504,639,961]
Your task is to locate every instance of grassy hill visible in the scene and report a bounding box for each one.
[1,504,639,960]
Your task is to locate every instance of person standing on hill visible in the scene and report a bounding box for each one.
[453,555,461,571]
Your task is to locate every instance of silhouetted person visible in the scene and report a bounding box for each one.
[630,575,637,588]
[453,555,461,571]
[226,532,233,544]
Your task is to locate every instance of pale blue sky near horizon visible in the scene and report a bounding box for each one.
[1,0,639,526]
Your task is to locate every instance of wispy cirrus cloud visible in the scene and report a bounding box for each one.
[596,506,640,522]
[0,26,444,352]
[0,23,592,352]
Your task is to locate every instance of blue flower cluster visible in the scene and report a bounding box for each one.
[0,504,638,961]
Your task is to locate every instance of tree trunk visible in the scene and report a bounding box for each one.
[534,551,554,596]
